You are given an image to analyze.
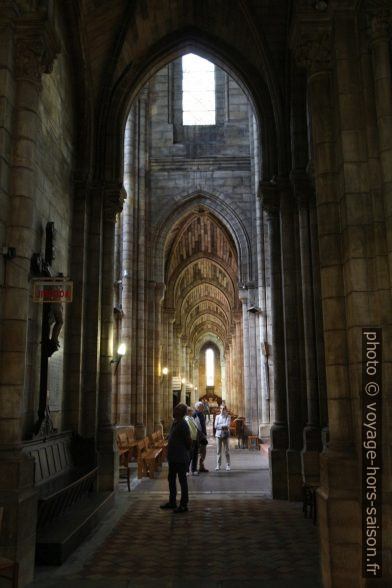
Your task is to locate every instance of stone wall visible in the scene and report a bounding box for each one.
[148,59,257,280]
[24,6,74,437]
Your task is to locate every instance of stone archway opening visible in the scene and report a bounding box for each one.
[114,49,271,454]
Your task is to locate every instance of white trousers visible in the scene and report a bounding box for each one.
[216,436,230,467]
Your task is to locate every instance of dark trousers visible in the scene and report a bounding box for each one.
[190,440,199,472]
[168,461,188,507]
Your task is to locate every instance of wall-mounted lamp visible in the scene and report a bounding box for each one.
[162,367,169,375]
[111,343,127,372]
[248,305,262,314]
[181,378,186,385]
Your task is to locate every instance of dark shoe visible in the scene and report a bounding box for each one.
[160,502,177,510]
[199,467,209,473]
[173,505,188,513]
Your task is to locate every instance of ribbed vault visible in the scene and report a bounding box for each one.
[164,207,241,362]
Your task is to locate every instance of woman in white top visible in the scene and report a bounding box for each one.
[214,404,231,471]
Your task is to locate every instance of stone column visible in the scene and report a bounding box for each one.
[292,12,364,586]
[292,174,322,486]
[235,316,244,417]
[260,181,288,499]
[367,7,392,286]
[166,314,175,425]
[97,185,125,491]
[238,288,252,431]
[119,116,135,426]
[154,283,165,431]
[279,178,304,501]
[145,280,155,433]
[241,286,261,434]
[64,178,89,432]
[0,12,59,586]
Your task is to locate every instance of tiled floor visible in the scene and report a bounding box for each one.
[28,430,322,588]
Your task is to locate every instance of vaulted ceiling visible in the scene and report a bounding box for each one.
[164,209,241,356]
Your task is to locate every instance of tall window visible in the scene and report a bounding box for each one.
[206,348,214,386]
[182,53,215,125]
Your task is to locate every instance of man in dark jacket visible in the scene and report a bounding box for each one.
[192,401,209,473]
[160,402,192,513]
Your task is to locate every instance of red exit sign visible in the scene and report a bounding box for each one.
[33,280,73,303]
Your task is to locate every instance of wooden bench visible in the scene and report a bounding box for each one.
[150,430,168,460]
[23,431,112,564]
[137,437,163,479]
[23,432,98,530]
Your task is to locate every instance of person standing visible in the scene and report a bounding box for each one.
[215,404,231,471]
[185,406,199,475]
[160,403,192,513]
[202,398,211,422]
[193,401,209,473]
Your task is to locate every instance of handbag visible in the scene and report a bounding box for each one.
[221,428,229,439]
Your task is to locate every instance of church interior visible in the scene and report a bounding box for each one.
[0,1,391,587]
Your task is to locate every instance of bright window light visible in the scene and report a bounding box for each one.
[206,348,214,386]
[182,53,215,126]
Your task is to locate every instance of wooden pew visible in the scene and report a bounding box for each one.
[137,437,163,479]
[22,432,112,564]
[150,430,168,460]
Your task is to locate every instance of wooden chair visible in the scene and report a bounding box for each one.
[116,432,133,491]
[137,437,163,479]
[247,435,260,450]
[0,507,18,587]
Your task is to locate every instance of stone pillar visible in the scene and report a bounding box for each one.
[367,7,392,286]
[292,11,366,586]
[145,280,155,434]
[238,288,251,431]
[240,286,261,434]
[119,116,135,426]
[260,181,288,499]
[167,315,175,424]
[0,11,59,586]
[279,178,304,501]
[64,178,89,432]
[293,174,322,485]
[236,316,244,417]
[97,185,125,491]
[154,283,165,431]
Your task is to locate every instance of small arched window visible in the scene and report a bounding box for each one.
[182,53,216,125]
[206,348,214,386]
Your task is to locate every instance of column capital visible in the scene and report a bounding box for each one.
[258,180,280,217]
[0,1,20,28]
[365,3,391,43]
[15,15,60,86]
[103,182,127,220]
[294,29,332,75]
[290,6,332,76]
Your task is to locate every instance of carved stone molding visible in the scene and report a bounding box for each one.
[294,29,332,75]
[15,16,60,86]
[258,180,280,217]
[365,2,391,42]
[103,182,127,220]
[0,1,20,29]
